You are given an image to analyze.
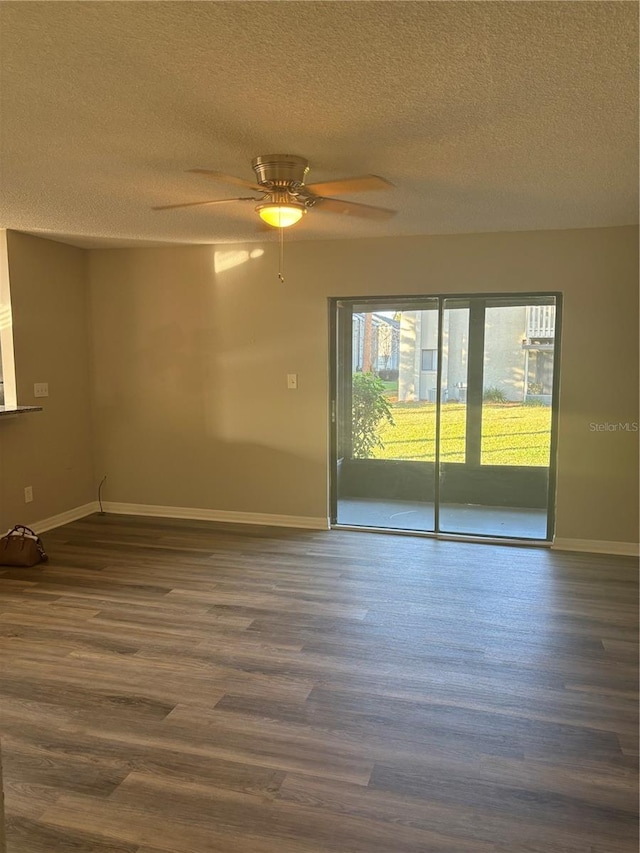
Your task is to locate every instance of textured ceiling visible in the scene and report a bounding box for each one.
[0,1,637,248]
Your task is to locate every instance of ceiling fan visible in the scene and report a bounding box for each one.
[153,154,397,228]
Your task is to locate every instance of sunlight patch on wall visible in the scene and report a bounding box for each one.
[214,247,264,275]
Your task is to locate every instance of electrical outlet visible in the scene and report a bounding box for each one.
[24,486,33,503]
[33,382,49,397]
[287,373,298,390]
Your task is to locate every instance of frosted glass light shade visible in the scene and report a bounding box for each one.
[257,203,305,228]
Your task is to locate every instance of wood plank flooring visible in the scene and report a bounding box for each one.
[0,514,637,852]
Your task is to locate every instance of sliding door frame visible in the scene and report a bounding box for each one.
[329,291,563,542]
[545,293,563,541]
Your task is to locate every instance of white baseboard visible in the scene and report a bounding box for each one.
[26,503,635,554]
[552,538,639,557]
[30,501,100,535]
[102,501,330,531]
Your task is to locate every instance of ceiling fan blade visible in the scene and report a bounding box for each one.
[187,168,263,192]
[305,175,393,196]
[314,197,397,220]
[152,197,258,211]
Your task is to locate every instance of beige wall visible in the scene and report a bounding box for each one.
[1,228,635,544]
[87,226,639,544]
[0,232,95,530]
[87,245,329,518]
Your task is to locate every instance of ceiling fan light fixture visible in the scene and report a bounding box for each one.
[257,202,305,228]
[156,156,397,229]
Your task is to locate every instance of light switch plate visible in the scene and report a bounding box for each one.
[287,374,298,390]
[34,382,49,397]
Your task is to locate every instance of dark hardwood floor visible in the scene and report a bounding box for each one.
[0,513,637,852]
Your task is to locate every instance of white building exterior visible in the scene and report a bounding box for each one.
[397,305,555,404]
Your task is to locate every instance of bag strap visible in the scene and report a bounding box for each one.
[5,525,37,538]
[13,525,37,536]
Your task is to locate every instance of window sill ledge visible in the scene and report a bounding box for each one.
[0,405,43,418]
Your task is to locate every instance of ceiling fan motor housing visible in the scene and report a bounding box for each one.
[251,154,310,188]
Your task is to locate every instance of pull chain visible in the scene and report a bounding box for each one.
[278,225,285,283]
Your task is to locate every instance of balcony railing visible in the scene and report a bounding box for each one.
[527,305,555,339]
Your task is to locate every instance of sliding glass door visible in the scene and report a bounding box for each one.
[331,294,560,541]
[333,299,439,531]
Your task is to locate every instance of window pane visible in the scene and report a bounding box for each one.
[421,349,437,372]
[369,309,439,462]
[481,304,554,467]
[439,306,469,463]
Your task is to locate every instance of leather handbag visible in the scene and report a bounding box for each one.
[0,525,48,567]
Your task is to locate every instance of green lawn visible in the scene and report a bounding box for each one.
[372,401,552,466]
